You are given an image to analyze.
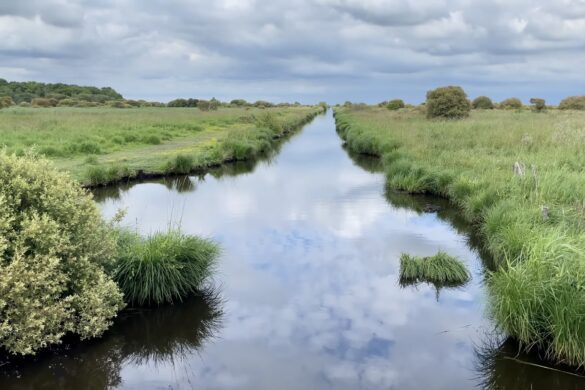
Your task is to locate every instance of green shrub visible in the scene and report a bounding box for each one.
[143,135,161,145]
[114,230,219,306]
[499,98,523,110]
[559,95,585,110]
[386,99,405,111]
[472,96,494,109]
[0,96,14,108]
[0,152,124,355]
[31,98,57,108]
[425,86,471,119]
[529,98,546,112]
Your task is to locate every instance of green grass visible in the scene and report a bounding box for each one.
[0,106,324,185]
[399,251,471,286]
[334,106,585,367]
[113,229,220,306]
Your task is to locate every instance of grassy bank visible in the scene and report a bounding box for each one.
[334,106,585,367]
[0,106,324,186]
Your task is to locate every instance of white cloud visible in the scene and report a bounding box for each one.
[1,0,584,103]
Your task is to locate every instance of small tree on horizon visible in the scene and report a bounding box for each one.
[426,86,470,119]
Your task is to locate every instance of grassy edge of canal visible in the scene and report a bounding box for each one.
[332,105,585,370]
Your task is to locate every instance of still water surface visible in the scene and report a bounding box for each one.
[1,111,583,389]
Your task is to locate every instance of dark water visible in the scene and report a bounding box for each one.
[2,112,583,389]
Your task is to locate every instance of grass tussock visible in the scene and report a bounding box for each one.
[114,229,220,306]
[334,105,585,367]
[399,251,471,286]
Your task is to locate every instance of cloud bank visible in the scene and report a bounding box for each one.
[1,0,584,103]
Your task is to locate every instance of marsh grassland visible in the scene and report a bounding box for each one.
[335,106,585,367]
[0,106,323,185]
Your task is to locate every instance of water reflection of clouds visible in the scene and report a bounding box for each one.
[96,114,491,389]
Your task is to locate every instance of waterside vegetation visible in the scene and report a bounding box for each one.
[0,105,325,186]
[0,152,221,356]
[334,89,585,367]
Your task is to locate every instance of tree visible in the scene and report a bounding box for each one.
[426,86,471,119]
[530,98,546,112]
[386,99,405,110]
[499,98,523,109]
[559,96,585,110]
[472,96,494,109]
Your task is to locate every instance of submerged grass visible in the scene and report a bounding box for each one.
[399,251,471,286]
[0,106,324,185]
[334,106,585,367]
[114,229,220,306]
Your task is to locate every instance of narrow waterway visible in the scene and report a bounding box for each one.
[1,111,583,389]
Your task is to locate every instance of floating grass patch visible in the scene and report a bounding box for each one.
[399,251,471,287]
[114,229,220,306]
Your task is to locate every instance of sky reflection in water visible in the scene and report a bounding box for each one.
[97,112,488,389]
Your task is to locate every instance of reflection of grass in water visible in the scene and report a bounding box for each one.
[399,251,471,288]
[119,288,224,365]
[0,288,224,388]
[474,334,585,390]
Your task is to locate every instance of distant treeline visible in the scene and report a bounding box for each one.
[0,79,317,109]
[0,79,123,105]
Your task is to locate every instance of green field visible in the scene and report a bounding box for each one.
[0,106,323,185]
[334,106,585,367]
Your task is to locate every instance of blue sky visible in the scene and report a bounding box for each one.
[1,0,584,104]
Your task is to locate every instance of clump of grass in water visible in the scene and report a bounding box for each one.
[114,229,220,306]
[399,251,471,286]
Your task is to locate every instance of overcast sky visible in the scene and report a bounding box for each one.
[1,0,584,103]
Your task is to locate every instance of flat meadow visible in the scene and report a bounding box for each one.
[334,106,585,367]
[0,105,322,185]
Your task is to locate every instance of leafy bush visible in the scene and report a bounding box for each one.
[114,230,219,306]
[386,99,405,111]
[472,96,494,109]
[499,98,523,109]
[529,98,546,112]
[31,98,57,108]
[0,96,14,108]
[198,100,219,111]
[0,152,124,355]
[559,95,585,110]
[425,86,471,119]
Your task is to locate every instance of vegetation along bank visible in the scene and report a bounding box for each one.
[334,89,585,368]
[0,105,325,186]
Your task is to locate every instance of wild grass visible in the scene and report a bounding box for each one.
[113,229,220,306]
[399,251,471,286]
[0,106,324,185]
[334,106,585,367]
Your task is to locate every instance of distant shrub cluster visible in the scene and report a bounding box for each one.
[0,79,123,105]
[426,86,471,119]
[472,96,494,109]
[559,95,585,110]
